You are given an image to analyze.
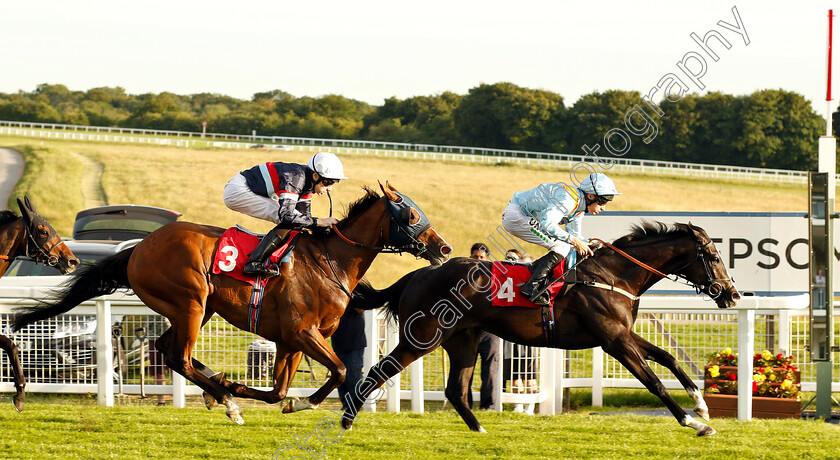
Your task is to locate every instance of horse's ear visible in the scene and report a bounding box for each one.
[385,181,398,192]
[686,222,708,242]
[380,181,400,202]
[17,197,32,225]
[24,196,35,213]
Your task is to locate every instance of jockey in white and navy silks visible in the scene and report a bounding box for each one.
[223,152,347,277]
[501,172,620,305]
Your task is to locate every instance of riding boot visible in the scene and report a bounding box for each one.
[520,252,562,305]
[243,226,286,277]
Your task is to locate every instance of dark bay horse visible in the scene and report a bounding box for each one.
[12,183,451,423]
[344,222,739,436]
[0,197,79,412]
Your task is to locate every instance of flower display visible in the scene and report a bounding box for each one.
[704,348,800,399]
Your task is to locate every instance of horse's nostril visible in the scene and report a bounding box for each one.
[440,245,452,256]
[69,258,80,267]
[731,291,741,301]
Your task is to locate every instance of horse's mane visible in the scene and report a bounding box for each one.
[609,221,690,249]
[0,210,18,227]
[339,186,381,224]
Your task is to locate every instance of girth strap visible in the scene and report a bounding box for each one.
[248,276,269,334]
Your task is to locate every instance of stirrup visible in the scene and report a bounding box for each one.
[242,261,279,277]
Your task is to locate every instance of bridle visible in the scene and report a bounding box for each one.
[331,193,434,257]
[591,235,733,301]
[324,192,437,297]
[23,217,62,267]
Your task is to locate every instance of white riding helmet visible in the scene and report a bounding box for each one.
[579,173,620,197]
[307,152,348,180]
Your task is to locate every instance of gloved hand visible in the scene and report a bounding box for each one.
[314,217,339,228]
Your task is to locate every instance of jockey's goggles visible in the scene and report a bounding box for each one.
[595,195,614,205]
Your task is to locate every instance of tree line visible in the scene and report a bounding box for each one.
[0,82,832,171]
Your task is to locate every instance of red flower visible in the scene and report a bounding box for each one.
[728,355,736,361]
[758,367,764,373]
[752,381,758,393]
[710,384,718,389]
[777,353,784,360]
[728,373,737,380]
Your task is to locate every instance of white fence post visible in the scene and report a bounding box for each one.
[385,319,400,413]
[737,308,755,421]
[410,357,424,413]
[96,299,114,407]
[778,310,791,355]
[494,335,503,412]
[592,347,604,407]
[172,372,186,408]
[363,310,378,412]
[539,347,556,415]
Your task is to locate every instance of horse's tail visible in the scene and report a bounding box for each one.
[349,270,420,323]
[11,247,135,332]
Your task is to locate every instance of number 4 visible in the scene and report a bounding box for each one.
[497,277,515,303]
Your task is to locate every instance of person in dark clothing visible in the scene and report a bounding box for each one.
[467,243,500,410]
[223,152,347,277]
[331,306,366,410]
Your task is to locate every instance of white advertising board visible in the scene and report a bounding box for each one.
[587,212,814,296]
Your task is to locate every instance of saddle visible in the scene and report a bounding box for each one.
[212,225,302,285]
[490,260,566,308]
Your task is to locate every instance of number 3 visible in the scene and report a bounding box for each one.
[218,245,238,272]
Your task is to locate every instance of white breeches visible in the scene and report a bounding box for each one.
[501,203,572,257]
[223,174,281,224]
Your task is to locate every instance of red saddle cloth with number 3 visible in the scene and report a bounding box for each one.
[212,227,299,285]
[490,260,566,308]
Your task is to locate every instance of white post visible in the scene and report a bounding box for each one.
[96,300,114,407]
[555,349,566,413]
[385,319,400,413]
[778,310,791,356]
[539,347,556,415]
[410,357,424,413]
[592,347,604,407]
[172,372,186,408]
[363,310,379,412]
[737,308,755,421]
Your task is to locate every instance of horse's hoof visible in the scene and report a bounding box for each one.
[13,394,24,413]
[340,416,354,430]
[226,409,245,425]
[478,426,487,433]
[696,425,716,437]
[282,397,316,413]
[202,392,216,410]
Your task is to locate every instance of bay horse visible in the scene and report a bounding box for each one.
[0,197,79,412]
[343,222,739,436]
[12,183,451,423]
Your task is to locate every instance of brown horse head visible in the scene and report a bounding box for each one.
[16,196,79,274]
[679,222,740,308]
[380,181,452,265]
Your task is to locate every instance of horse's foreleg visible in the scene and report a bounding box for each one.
[216,349,303,405]
[282,327,344,413]
[442,329,485,432]
[631,331,708,421]
[0,334,25,412]
[341,341,436,430]
[604,334,715,437]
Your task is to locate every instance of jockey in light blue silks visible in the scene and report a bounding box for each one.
[501,172,621,305]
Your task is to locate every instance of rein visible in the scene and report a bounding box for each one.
[590,238,667,278]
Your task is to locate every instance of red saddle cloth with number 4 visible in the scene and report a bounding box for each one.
[212,227,299,285]
[491,260,566,308]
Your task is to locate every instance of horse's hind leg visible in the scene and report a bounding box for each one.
[154,300,244,424]
[0,334,25,412]
[631,331,709,421]
[604,333,715,437]
[219,349,304,405]
[442,328,485,432]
